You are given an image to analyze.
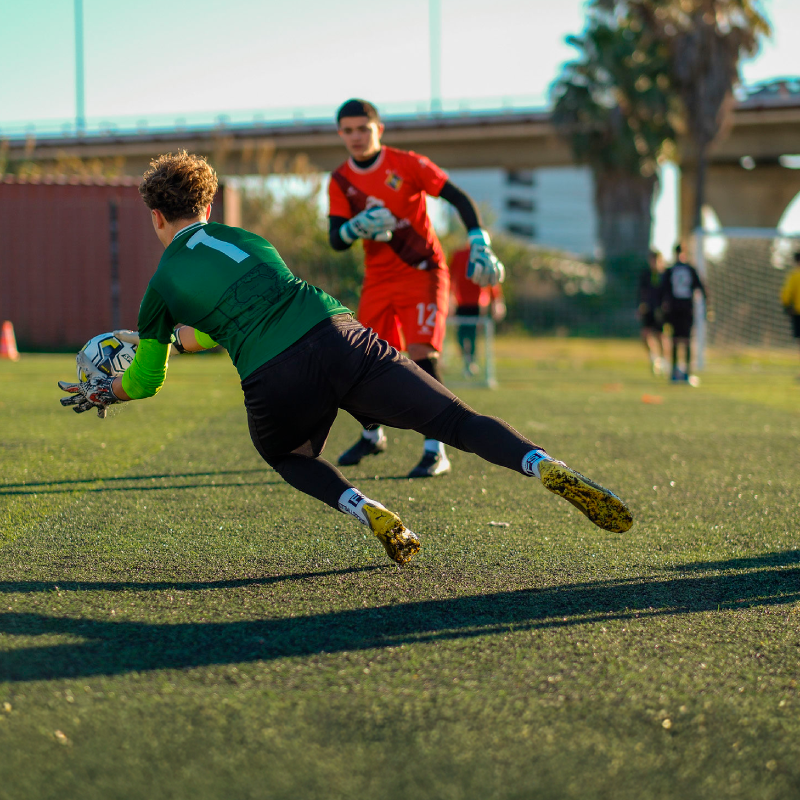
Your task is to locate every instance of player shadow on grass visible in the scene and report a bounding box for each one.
[0,565,382,595]
[0,468,281,496]
[0,468,419,496]
[1,551,798,682]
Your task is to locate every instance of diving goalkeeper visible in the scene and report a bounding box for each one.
[58,151,632,566]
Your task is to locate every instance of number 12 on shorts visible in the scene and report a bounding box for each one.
[416,303,437,330]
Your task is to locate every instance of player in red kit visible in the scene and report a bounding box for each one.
[450,246,506,376]
[328,98,505,478]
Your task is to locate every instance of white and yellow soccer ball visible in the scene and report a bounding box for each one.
[76,332,137,383]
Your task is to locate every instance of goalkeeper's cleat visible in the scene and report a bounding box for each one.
[337,434,388,467]
[538,460,633,533]
[363,504,421,565]
[408,450,451,479]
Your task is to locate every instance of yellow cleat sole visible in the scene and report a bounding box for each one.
[363,504,421,565]
[539,460,633,533]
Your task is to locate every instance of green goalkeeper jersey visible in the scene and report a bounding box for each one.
[123,222,349,398]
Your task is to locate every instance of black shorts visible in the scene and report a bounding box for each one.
[792,314,800,339]
[242,314,458,465]
[455,304,480,318]
[640,310,662,332]
[667,310,693,339]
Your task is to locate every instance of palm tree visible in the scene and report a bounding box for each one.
[552,7,677,259]
[605,0,771,231]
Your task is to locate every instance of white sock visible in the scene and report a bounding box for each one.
[423,439,445,455]
[521,448,553,479]
[362,427,385,444]
[338,488,384,527]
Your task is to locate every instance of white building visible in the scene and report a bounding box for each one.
[434,166,599,257]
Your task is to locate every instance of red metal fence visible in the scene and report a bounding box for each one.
[0,177,226,350]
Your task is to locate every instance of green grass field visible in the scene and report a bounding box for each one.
[1,339,798,800]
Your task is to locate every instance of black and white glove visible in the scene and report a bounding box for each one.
[339,206,397,244]
[58,381,94,415]
[58,375,120,419]
[466,228,506,287]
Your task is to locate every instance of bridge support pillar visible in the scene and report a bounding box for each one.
[681,162,800,236]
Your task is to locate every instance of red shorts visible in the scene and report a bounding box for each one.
[358,267,450,352]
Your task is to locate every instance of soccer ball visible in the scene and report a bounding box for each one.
[77,332,137,383]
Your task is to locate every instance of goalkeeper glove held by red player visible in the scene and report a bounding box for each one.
[339,206,397,244]
[467,228,505,287]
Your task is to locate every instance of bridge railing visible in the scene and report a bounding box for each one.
[0,94,549,142]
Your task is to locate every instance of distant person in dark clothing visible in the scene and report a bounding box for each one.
[660,243,707,382]
[638,249,667,375]
[780,251,800,376]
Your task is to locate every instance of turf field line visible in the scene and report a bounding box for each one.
[0,468,267,491]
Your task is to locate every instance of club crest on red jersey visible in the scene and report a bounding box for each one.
[385,171,403,191]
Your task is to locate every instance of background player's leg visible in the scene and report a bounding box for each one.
[337,423,387,466]
[456,304,480,376]
[671,337,680,380]
[685,338,692,379]
[794,315,800,377]
[407,343,450,478]
[458,321,479,376]
[642,325,664,376]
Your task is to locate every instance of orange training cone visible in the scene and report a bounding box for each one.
[0,320,20,361]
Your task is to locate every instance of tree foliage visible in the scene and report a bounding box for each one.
[613,0,771,227]
[553,0,770,247]
[240,180,365,312]
[552,7,678,260]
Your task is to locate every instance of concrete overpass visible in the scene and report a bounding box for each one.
[2,108,571,175]
[5,91,800,232]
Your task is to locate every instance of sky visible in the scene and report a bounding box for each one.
[1,0,797,131]
[3,0,798,245]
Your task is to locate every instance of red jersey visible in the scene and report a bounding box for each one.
[450,247,503,308]
[328,146,449,280]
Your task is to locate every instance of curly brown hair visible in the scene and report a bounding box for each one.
[138,151,218,222]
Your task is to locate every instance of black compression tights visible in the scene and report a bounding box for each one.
[270,401,537,510]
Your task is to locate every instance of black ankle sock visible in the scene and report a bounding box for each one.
[414,356,442,384]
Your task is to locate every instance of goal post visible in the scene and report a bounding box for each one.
[442,315,498,389]
[694,227,799,367]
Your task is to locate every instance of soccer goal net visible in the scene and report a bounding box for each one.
[695,228,799,357]
[442,315,498,389]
